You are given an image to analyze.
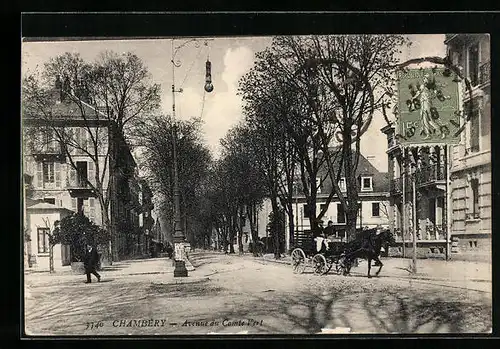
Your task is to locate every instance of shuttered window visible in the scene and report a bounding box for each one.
[69,165,76,187]
[88,161,95,185]
[36,162,43,188]
[42,162,54,184]
[37,228,50,253]
[55,162,61,188]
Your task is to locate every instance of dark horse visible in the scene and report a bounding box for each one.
[341,228,395,278]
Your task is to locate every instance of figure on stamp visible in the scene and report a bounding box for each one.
[409,72,450,140]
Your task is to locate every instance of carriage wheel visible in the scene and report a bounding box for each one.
[312,254,329,275]
[291,248,306,274]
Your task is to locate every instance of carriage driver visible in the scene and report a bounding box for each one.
[313,220,331,253]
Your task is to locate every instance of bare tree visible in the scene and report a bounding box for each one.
[22,51,161,262]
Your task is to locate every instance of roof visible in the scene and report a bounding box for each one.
[26,202,75,214]
[23,88,110,126]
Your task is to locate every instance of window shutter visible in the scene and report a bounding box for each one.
[55,162,61,188]
[74,128,82,154]
[71,198,77,212]
[89,198,96,222]
[69,165,76,186]
[36,162,43,188]
[81,198,88,217]
[88,161,95,185]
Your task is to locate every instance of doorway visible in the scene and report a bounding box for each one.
[76,161,88,187]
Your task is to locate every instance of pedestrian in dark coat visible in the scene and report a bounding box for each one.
[84,244,101,283]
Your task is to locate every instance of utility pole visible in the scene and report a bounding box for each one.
[171,38,188,277]
[170,38,213,277]
[412,166,417,274]
[402,151,406,259]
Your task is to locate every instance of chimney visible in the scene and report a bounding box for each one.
[55,75,62,103]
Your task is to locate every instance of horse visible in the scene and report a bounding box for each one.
[340,228,395,278]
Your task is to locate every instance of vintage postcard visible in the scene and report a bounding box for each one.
[22,32,492,336]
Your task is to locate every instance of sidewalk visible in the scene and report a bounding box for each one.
[261,254,492,283]
[24,256,211,288]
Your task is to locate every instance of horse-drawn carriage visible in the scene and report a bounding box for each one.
[291,236,348,276]
[291,227,395,278]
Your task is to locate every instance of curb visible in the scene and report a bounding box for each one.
[150,275,211,285]
[261,258,291,265]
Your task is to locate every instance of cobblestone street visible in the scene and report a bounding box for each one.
[24,251,492,336]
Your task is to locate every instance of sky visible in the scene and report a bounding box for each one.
[21,34,446,173]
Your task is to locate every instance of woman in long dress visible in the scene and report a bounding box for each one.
[412,74,446,140]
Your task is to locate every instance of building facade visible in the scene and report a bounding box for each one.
[138,179,155,256]
[446,34,491,261]
[23,86,141,268]
[288,153,390,252]
[382,34,491,261]
[382,125,451,259]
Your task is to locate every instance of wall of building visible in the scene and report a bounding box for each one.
[447,34,491,262]
[27,210,72,271]
[289,198,390,232]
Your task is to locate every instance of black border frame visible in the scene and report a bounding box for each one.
[14,11,500,345]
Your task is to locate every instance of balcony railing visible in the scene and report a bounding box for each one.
[479,61,490,85]
[67,177,91,188]
[465,212,480,220]
[415,164,446,186]
[390,177,403,194]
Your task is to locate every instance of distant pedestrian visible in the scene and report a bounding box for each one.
[84,244,101,284]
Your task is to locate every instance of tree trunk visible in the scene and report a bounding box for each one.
[247,203,260,257]
[100,202,113,265]
[287,201,294,252]
[271,198,281,259]
[228,216,235,254]
[49,243,54,273]
[238,206,244,254]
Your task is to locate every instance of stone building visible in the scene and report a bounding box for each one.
[288,152,390,252]
[22,85,141,269]
[446,34,491,261]
[382,34,491,261]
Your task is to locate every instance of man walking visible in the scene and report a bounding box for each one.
[84,244,101,284]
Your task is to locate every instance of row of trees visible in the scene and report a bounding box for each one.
[209,35,410,258]
[25,36,446,262]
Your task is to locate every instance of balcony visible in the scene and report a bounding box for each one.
[415,164,446,190]
[32,145,65,163]
[479,61,490,85]
[390,177,403,194]
[67,179,97,197]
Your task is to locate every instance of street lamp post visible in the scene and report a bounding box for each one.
[170,38,213,277]
[170,38,189,277]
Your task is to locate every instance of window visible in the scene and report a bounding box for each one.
[470,105,480,153]
[338,177,346,192]
[372,202,380,217]
[319,204,327,214]
[37,228,50,253]
[303,204,312,219]
[468,44,479,86]
[361,176,373,191]
[471,178,480,219]
[43,198,55,205]
[337,203,346,224]
[43,162,55,184]
[316,177,321,194]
